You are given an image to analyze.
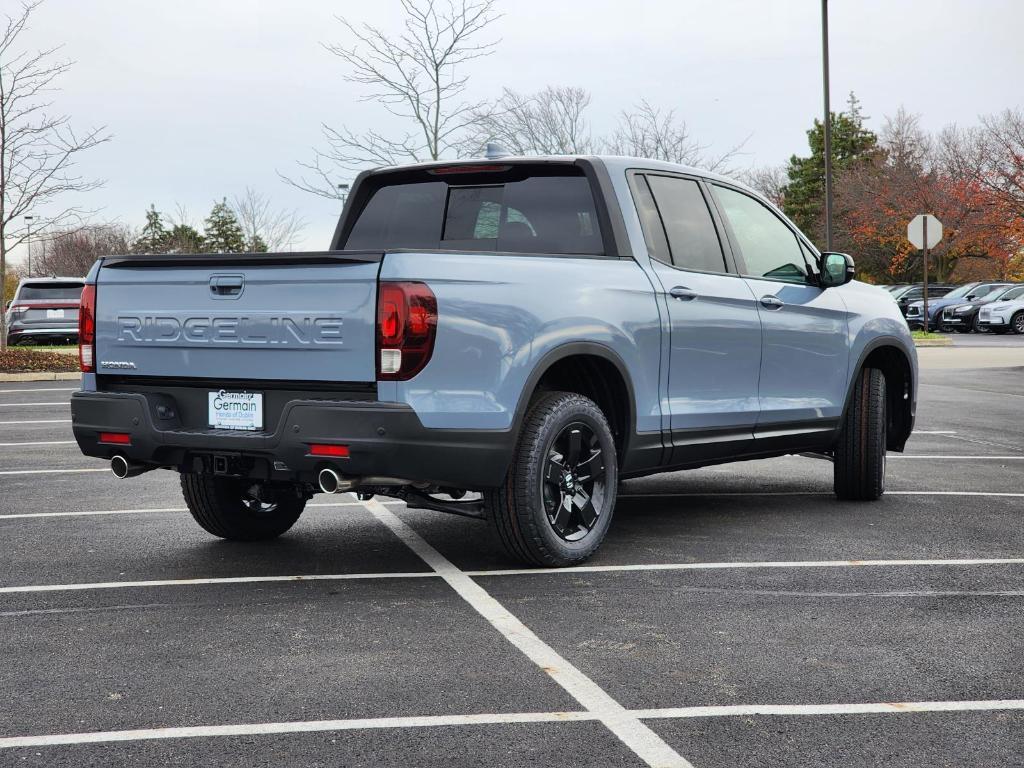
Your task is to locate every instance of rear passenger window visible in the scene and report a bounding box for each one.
[645,176,727,273]
[344,171,604,255]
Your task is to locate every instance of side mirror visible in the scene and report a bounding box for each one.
[820,252,855,288]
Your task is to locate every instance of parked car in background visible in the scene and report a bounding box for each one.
[978,287,1024,334]
[905,282,1007,330]
[892,283,955,317]
[939,284,1024,333]
[882,284,910,294]
[4,277,84,345]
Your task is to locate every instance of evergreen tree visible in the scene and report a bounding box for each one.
[133,205,169,253]
[166,224,205,254]
[248,234,268,253]
[203,198,247,253]
[782,93,880,243]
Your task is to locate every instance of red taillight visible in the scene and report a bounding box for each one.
[78,284,96,373]
[98,432,131,445]
[376,281,437,381]
[309,444,350,458]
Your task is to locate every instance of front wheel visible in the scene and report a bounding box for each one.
[833,368,886,501]
[1012,312,1024,335]
[486,392,618,567]
[181,474,306,540]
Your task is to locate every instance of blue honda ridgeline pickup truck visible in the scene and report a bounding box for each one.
[71,155,917,566]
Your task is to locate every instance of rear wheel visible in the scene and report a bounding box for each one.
[834,367,886,501]
[181,474,305,540]
[486,392,617,567]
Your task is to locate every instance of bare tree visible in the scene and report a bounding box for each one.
[463,86,593,156]
[741,165,787,207]
[231,188,306,252]
[940,109,1024,220]
[0,1,110,349]
[284,0,500,198]
[34,224,132,277]
[603,100,745,172]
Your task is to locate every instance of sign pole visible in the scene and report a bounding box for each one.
[821,0,833,251]
[922,217,929,332]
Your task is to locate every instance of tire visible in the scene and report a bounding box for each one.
[1012,312,1024,335]
[180,474,305,540]
[485,391,618,567]
[971,314,986,333]
[833,367,886,501]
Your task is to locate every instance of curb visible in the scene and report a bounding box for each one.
[914,338,953,348]
[0,371,81,382]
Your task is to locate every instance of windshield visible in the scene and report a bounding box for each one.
[943,283,980,300]
[990,285,1024,302]
[16,282,84,301]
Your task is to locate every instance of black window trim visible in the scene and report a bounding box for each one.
[706,181,818,286]
[625,169,742,278]
[331,158,629,260]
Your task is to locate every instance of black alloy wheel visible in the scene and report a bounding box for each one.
[541,422,607,541]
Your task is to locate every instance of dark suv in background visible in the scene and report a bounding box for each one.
[4,278,84,345]
[891,283,955,317]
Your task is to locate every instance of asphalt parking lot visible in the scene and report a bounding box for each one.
[1,364,1022,767]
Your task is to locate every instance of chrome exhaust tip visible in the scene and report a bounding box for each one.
[318,467,354,494]
[111,455,151,479]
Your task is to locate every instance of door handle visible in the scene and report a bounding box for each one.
[759,295,784,310]
[210,275,244,297]
[669,286,698,301]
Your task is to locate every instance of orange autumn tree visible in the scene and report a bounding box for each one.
[835,109,1017,283]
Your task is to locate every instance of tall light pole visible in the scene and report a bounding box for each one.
[821,0,833,251]
[24,216,34,278]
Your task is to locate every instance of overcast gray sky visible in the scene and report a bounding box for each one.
[8,0,1023,260]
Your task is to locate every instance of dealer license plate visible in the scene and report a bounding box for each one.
[208,390,263,431]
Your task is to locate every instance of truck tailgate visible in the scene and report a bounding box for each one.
[94,254,380,383]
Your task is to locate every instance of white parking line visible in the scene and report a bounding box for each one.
[0,468,107,476]
[912,431,957,435]
[0,710,598,749]
[635,698,1024,720]
[3,556,1020,594]
[0,387,76,394]
[0,500,403,520]
[2,699,1020,750]
[892,455,1024,460]
[468,557,1024,578]
[0,571,435,594]
[618,490,1024,499]
[0,403,68,409]
[0,420,72,427]
[0,440,76,447]
[363,498,694,768]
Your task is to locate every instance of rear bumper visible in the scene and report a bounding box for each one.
[70,391,513,489]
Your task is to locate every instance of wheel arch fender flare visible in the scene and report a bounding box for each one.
[511,341,639,454]
[840,335,916,451]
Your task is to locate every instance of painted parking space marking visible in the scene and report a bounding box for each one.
[0,388,76,394]
[0,419,72,425]
[618,490,1024,499]
[0,571,436,595]
[2,699,1020,750]
[0,403,68,409]
[0,468,108,476]
[3,556,1021,595]
[469,557,1024,578]
[0,440,76,447]
[0,500,403,520]
[363,498,695,768]
[892,455,1024,460]
[634,698,1024,720]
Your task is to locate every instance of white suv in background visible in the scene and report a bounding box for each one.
[978,290,1024,334]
